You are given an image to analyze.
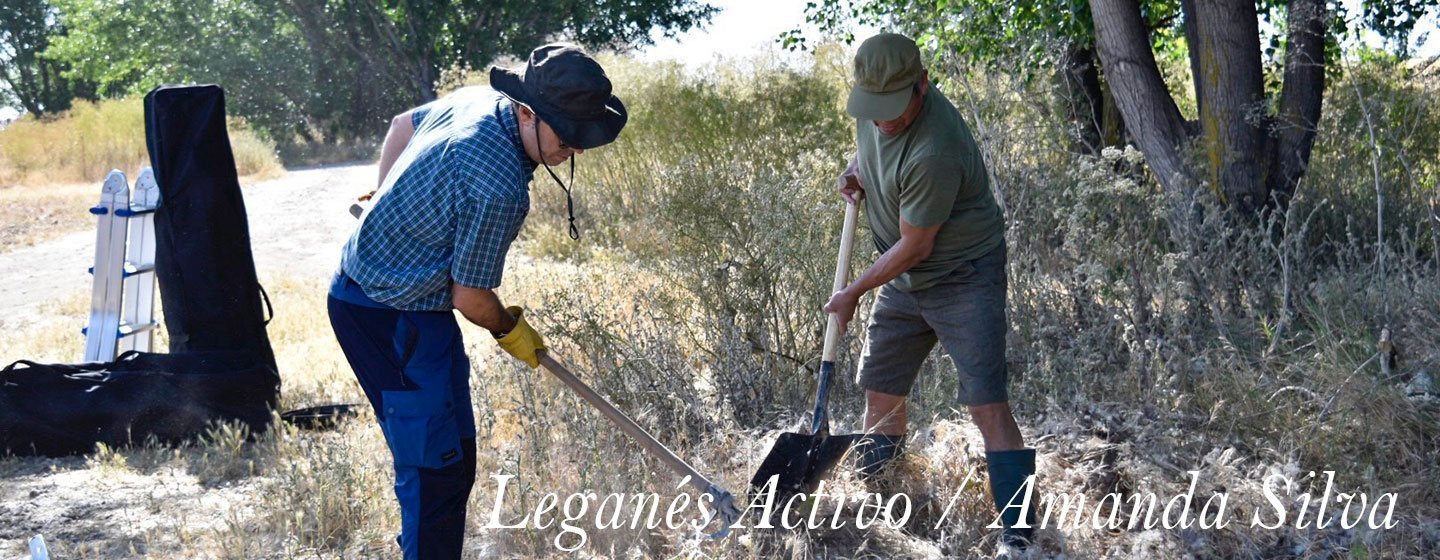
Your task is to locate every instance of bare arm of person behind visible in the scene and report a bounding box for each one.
[372,110,418,193]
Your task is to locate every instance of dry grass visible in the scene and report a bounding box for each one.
[0,182,96,252]
[3,217,1438,559]
[0,97,285,252]
[2,53,1438,559]
[0,98,284,187]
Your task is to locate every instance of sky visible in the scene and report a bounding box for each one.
[639,0,875,68]
[1,0,1436,122]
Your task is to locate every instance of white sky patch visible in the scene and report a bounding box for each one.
[639,0,880,69]
[1340,0,1440,57]
[1410,11,1440,57]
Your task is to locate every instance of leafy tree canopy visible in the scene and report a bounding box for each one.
[1,0,94,116]
[45,0,716,144]
[788,0,1437,70]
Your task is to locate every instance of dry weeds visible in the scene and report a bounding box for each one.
[2,54,1438,560]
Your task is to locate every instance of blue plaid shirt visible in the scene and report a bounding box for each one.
[340,87,535,311]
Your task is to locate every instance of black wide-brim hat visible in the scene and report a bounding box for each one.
[490,43,628,150]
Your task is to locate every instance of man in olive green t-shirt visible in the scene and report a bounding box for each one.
[823,33,1037,553]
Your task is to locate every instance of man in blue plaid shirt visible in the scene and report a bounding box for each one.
[327,43,627,560]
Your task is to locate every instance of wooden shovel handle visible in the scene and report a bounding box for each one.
[537,351,716,495]
[821,202,860,363]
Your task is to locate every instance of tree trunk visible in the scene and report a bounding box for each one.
[1181,0,1204,111]
[1266,0,1327,206]
[1192,0,1268,213]
[1101,78,1129,148]
[13,63,44,117]
[1090,0,1195,198]
[1060,44,1105,155]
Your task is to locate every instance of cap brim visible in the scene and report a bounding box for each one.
[846,86,911,121]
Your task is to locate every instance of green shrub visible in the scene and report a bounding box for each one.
[519,50,867,428]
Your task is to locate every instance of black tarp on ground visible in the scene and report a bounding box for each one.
[0,84,282,457]
[1,352,279,457]
[144,84,277,371]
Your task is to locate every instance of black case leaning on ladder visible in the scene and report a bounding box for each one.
[144,84,277,370]
[0,85,281,457]
[1,352,279,457]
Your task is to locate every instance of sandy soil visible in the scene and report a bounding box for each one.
[0,164,371,329]
[0,456,269,558]
[0,163,374,559]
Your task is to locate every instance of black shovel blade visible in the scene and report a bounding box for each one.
[750,432,860,497]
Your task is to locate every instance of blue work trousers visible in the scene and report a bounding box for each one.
[328,273,477,560]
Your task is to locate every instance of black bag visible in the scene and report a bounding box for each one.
[0,351,280,457]
[144,84,276,371]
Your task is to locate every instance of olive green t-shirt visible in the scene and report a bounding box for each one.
[856,86,1004,292]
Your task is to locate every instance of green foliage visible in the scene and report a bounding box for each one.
[787,0,1184,72]
[45,0,717,152]
[521,50,863,425]
[48,0,322,142]
[0,0,95,116]
[1351,0,1440,53]
[1306,57,1440,248]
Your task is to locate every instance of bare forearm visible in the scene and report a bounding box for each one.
[376,112,416,188]
[845,237,932,297]
[452,283,517,334]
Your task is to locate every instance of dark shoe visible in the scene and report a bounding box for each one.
[986,448,1037,551]
[854,433,906,478]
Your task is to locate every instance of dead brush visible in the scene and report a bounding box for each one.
[240,420,394,556]
[3,51,1439,559]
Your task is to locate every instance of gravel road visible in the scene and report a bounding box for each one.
[0,163,374,327]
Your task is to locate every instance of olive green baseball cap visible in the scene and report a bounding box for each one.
[846,33,923,120]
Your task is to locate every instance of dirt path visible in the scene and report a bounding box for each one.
[0,163,377,559]
[0,163,373,328]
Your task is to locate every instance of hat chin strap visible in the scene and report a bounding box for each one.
[535,123,580,240]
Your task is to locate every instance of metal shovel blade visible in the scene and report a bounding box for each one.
[750,203,861,504]
[750,431,859,497]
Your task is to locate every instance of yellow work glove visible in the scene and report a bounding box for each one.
[496,306,545,368]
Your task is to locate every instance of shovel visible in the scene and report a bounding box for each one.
[749,201,861,498]
[538,351,743,538]
[344,191,741,536]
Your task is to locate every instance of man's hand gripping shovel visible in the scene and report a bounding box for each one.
[536,351,743,539]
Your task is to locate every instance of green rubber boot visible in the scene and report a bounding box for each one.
[854,433,906,479]
[986,448,1037,552]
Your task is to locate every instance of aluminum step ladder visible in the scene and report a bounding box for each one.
[83,168,161,362]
